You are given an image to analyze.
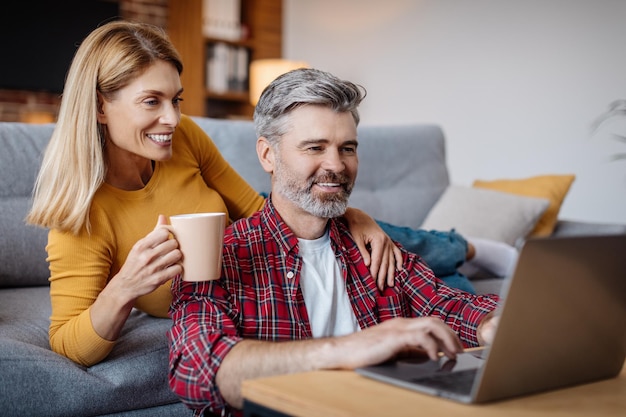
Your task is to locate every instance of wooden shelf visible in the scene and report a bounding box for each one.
[206,90,250,101]
[167,0,282,119]
[204,36,255,49]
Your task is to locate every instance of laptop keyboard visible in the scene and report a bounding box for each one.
[410,368,477,395]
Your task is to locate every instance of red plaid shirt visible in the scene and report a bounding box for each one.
[168,197,499,416]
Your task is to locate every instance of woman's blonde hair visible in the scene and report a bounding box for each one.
[26,20,183,234]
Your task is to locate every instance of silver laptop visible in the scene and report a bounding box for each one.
[356,234,626,403]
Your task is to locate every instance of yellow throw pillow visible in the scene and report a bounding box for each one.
[473,174,575,237]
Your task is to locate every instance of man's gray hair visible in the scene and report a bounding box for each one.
[253,68,366,145]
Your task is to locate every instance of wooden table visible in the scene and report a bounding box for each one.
[242,363,626,417]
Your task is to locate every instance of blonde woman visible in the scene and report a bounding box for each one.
[27,20,400,366]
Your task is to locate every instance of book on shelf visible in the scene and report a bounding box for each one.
[202,0,242,41]
[206,42,249,95]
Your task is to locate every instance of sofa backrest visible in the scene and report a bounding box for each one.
[349,124,449,227]
[193,116,450,228]
[191,116,272,194]
[0,117,450,288]
[0,122,54,288]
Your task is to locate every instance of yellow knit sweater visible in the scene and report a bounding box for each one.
[47,115,264,365]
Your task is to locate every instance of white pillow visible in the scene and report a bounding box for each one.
[421,185,550,247]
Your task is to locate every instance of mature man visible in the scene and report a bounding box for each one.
[168,68,500,417]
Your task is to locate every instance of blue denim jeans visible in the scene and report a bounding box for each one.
[376,221,476,294]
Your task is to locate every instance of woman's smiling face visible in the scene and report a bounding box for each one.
[98,59,184,164]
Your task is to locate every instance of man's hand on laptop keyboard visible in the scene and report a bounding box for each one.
[334,317,464,368]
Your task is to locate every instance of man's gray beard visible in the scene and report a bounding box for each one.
[280,184,349,218]
[274,160,352,218]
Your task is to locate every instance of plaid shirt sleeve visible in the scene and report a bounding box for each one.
[334,219,499,347]
[395,251,499,347]
[168,276,243,415]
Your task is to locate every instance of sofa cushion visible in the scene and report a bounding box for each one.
[473,174,575,237]
[0,197,49,287]
[0,122,54,288]
[0,122,53,197]
[420,185,549,247]
[0,287,188,417]
[349,124,450,227]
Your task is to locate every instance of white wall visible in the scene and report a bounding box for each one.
[284,0,626,224]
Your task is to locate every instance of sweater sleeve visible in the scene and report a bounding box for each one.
[47,224,117,366]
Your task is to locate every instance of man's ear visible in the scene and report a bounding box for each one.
[256,136,275,174]
[96,92,107,124]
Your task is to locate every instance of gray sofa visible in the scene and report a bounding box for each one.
[1,117,625,417]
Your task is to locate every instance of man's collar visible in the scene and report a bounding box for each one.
[260,194,347,254]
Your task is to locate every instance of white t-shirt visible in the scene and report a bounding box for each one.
[298,230,360,338]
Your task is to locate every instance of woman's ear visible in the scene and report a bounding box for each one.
[96,92,106,124]
[256,136,275,174]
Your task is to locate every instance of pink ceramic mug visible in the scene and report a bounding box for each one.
[164,212,226,282]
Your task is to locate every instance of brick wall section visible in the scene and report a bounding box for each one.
[0,90,61,123]
[0,0,168,122]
